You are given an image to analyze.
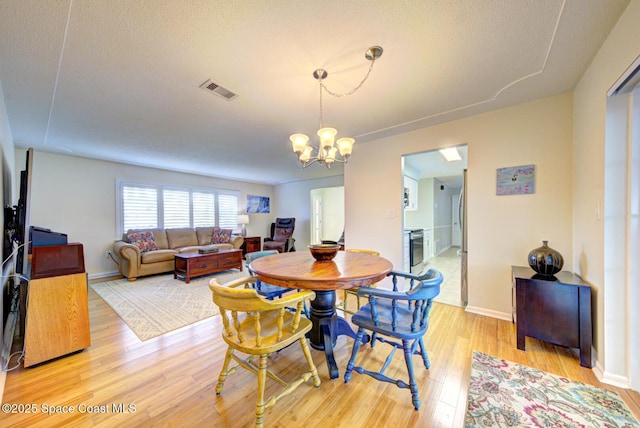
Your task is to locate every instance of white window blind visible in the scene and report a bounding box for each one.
[122,185,158,231]
[118,181,238,235]
[193,191,215,227]
[163,189,190,228]
[218,194,239,229]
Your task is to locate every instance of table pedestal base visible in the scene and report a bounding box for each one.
[307,290,368,379]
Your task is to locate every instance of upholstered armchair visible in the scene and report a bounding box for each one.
[263,217,296,253]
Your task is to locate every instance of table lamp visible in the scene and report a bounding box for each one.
[237,214,249,237]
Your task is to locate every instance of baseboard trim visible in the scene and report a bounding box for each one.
[465,305,512,322]
[88,271,120,281]
[593,360,632,388]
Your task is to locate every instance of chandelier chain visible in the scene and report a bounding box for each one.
[320,58,377,98]
[290,46,382,169]
[319,78,324,129]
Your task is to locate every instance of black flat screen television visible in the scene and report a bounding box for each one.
[29,226,68,252]
[15,148,33,276]
[2,153,13,273]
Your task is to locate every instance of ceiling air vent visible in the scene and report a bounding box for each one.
[199,79,238,100]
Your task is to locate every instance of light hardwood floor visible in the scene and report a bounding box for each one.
[3,286,639,427]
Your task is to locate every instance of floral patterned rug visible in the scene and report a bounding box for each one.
[465,351,639,427]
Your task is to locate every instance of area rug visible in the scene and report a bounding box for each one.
[465,351,640,427]
[91,270,249,341]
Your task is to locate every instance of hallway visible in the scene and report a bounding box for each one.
[424,246,463,307]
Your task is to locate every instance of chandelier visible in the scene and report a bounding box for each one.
[290,46,383,168]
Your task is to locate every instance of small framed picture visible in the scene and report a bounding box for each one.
[496,164,535,195]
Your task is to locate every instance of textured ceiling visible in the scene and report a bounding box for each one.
[0,0,630,184]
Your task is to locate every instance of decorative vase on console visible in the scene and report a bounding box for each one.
[528,240,563,277]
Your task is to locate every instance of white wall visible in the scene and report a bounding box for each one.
[319,186,344,242]
[573,0,640,386]
[15,150,275,278]
[346,93,574,319]
[0,87,13,183]
[273,175,344,253]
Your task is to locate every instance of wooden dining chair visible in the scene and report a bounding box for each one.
[245,250,291,299]
[210,276,321,428]
[246,250,309,318]
[336,248,381,315]
[343,268,443,410]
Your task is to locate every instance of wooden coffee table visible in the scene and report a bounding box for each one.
[174,249,243,283]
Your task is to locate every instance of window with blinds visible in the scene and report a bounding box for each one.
[163,189,190,228]
[118,181,239,234]
[193,191,215,227]
[218,193,239,228]
[122,185,158,231]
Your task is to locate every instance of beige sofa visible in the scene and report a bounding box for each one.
[113,227,244,281]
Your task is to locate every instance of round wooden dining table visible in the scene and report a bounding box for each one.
[250,250,393,379]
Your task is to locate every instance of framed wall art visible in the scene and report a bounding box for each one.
[496,164,535,195]
[246,195,270,213]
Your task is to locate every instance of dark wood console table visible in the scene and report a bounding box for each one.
[512,266,593,368]
[240,236,261,256]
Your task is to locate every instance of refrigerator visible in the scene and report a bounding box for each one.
[460,169,468,306]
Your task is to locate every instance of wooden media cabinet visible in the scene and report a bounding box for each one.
[24,244,90,367]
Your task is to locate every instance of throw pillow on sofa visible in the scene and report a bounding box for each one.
[211,228,232,244]
[127,230,160,252]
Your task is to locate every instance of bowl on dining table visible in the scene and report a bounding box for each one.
[308,244,340,262]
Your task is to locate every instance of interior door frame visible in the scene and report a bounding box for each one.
[311,195,322,245]
[451,193,461,246]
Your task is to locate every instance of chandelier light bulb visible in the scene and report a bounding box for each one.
[324,147,337,166]
[337,138,354,157]
[290,134,309,154]
[299,146,313,162]
[317,127,337,149]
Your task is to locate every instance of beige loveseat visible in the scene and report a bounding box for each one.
[113,227,244,281]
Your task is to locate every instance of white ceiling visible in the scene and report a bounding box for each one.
[404,145,468,189]
[0,0,629,185]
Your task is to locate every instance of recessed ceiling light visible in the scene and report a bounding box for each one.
[439,147,462,162]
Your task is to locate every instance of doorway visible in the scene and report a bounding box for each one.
[402,145,468,308]
[451,193,461,246]
[311,195,322,244]
[309,186,344,245]
[604,59,639,391]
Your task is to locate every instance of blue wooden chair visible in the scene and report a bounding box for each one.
[246,250,309,317]
[343,268,443,410]
[245,250,292,299]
